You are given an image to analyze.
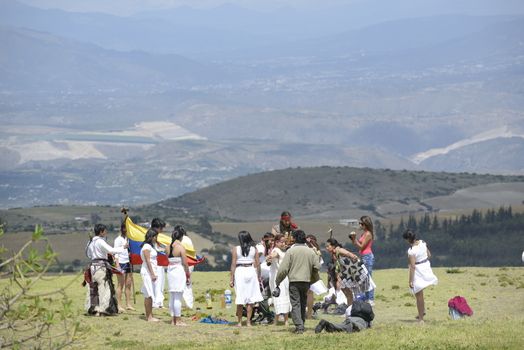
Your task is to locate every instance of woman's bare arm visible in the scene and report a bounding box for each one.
[229,247,237,287]
[408,255,416,289]
[336,247,358,261]
[143,248,157,281]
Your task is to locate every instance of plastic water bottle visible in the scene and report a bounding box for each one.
[224,289,232,309]
[205,290,212,309]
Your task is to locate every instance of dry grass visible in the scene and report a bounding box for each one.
[2,267,523,349]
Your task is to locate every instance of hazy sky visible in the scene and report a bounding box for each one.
[17,0,353,14]
[17,0,524,16]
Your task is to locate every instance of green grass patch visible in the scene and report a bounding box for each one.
[2,267,523,350]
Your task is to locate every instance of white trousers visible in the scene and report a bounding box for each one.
[169,291,184,317]
[154,266,166,307]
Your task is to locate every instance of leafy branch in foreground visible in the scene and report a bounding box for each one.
[0,225,81,349]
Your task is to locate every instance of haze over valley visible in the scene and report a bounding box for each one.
[1,0,523,208]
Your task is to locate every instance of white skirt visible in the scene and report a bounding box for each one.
[234,266,264,305]
[269,266,291,314]
[411,261,438,294]
[140,266,157,299]
[167,264,186,293]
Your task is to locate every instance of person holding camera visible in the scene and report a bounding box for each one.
[275,230,321,334]
[349,216,375,306]
[267,234,291,326]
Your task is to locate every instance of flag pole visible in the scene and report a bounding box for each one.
[121,207,136,305]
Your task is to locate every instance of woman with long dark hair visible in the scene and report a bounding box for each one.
[349,215,376,305]
[402,229,438,323]
[229,231,264,327]
[140,228,160,322]
[166,225,190,326]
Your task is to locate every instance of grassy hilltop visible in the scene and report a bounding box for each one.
[150,166,524,221]
[1,268,522,349]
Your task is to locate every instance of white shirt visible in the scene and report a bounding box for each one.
[256,242,266,264]
[236,246,256,265]
[87,236,126,260]
[141,243,158,272]
[114,236,130,264]
[408,241,429,263]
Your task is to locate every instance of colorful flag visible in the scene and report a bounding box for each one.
[125,216,204,266]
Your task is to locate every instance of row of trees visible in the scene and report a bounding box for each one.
[370,206,523,268]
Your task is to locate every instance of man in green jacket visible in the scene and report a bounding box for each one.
[275,230,321,334]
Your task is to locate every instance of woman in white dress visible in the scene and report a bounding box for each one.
[166,226,190,326]
[140,229,160,322]
[267,234,291,325]
[229,231,264,327]
[403,229,438,323]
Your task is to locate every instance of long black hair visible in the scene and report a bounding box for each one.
[169,225,186,257]
[402,229,417,243]
[142,228,158,248]
[238,230,255,257]
[326,238,342,248]
[262,232,274,256]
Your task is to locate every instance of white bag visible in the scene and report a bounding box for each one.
[310,279,328,295]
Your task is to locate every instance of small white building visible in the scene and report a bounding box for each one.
[339,219,359,227]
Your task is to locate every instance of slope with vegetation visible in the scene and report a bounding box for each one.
[153,166,524,220]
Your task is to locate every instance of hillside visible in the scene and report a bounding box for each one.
[0,25,217,92]
[148,166,524,221]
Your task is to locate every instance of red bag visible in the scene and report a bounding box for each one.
[448,296,473,316]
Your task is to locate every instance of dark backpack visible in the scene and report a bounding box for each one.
[350,300,374,323]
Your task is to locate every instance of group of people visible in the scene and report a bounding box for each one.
[84,210,438,333]
[84,218,193,325]
[229,212,382,333]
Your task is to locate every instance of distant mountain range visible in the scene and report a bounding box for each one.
[1,1,524,208]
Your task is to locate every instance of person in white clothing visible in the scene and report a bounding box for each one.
[181,233,195,309]
[255,232,273,285]
[152,220,167,309]
[266,233,291,326]
[403,229,438,323]
[85,224,127,316]
[229,231,264,327]
[114,222,135,312]
[140,218,164,322]
[166,225,191,326]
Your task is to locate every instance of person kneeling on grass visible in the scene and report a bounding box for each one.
[315,299,374,333]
